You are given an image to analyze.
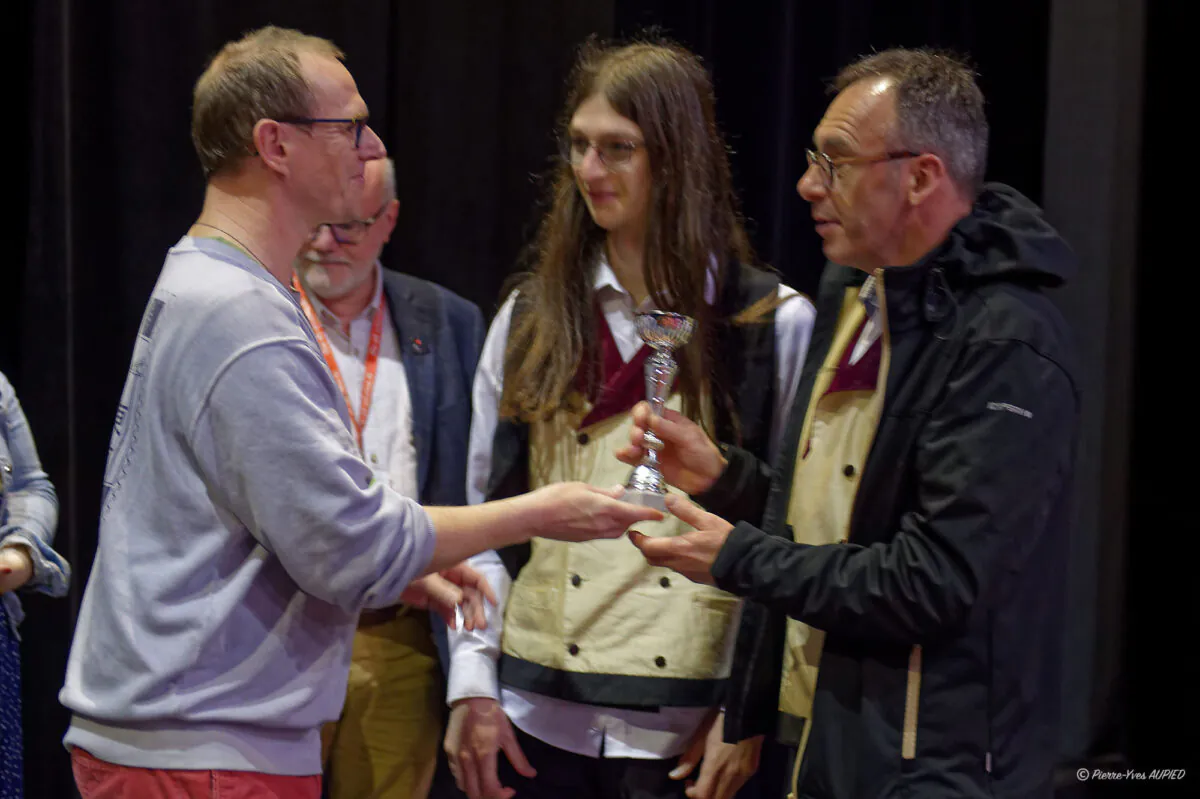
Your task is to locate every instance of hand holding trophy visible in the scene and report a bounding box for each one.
[621,311,696,511]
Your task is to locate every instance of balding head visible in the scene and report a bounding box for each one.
[796,51,979,271]
[832,48,988,199]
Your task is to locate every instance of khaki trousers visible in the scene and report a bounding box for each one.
[322,607,444,799]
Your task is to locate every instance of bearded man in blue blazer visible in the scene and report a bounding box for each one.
[293,157,484,799]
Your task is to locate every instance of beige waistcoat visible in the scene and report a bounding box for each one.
[500,396,740,695]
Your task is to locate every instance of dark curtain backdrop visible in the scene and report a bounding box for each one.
[7,1,1162,797]
[614,0,1049,300]
[1125,0,1185,783]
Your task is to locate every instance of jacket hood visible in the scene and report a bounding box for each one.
[931,182,1076,288]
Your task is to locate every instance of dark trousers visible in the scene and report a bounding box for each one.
[430,723,793,799]
[0,603,22,799]
[495,725,687,799]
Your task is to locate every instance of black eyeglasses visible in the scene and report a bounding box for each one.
[805,148,922,187]
[279,116,370,148]
[313,200,390,246]
[559,135,643,171]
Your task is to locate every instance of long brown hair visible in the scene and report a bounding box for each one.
[500,38,760,434]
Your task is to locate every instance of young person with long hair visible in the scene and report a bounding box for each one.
[444,39,815,799]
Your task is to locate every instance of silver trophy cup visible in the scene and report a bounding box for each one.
[622,311,696,511]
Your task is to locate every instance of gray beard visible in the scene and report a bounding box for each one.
[295,258,367,302]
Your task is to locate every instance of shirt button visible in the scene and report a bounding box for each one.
[655,656,667,668]
[571,574,582,587]
[577,432,590,445]
[568,644,580,656]
[843,464,856,477]
[659,576,670,588]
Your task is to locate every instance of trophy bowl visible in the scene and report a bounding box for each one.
[635,311,696,352]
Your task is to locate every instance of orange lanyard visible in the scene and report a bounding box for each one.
[292,276,383,453]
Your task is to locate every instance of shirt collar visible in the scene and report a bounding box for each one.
[590,250,719,309]
[859,273,879,318]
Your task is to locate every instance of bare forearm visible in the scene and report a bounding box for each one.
[424,482,660,575]
[423,494,543,574]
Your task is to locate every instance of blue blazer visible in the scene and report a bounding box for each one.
[381,269,484,507]
[380,269,484,672]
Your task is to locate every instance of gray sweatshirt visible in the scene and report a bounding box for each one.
[59,237,436,775]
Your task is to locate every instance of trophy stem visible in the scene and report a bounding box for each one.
[620,311,695,516]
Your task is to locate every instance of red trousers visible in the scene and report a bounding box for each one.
[71,747,321,799]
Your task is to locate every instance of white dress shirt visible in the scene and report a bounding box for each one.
[849,273,882,366]
[300,265,420,501]
[447,256,816,759]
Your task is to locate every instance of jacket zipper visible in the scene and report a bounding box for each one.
[871,269,922,762]
[844,268,890,545]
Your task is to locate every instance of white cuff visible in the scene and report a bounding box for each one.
[446,648,502,705]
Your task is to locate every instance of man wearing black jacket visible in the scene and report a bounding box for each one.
[619,49,1079,799]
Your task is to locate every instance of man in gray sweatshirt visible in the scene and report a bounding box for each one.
[59,26,659,799]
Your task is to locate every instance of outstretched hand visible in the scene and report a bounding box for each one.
[614,402,727,496]
[529,481,664,543]
[628,494,733,586]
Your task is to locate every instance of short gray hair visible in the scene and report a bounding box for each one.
[378,157,397,204]
[834,48,988,198]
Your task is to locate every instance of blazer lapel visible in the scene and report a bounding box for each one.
[383,272,437,499]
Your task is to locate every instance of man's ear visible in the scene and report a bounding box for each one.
[253,119,291,177]
[908,152,947,206]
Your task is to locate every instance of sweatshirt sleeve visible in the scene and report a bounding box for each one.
[189,339,436,613]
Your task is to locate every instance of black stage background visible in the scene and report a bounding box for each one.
[4,1,1181,796]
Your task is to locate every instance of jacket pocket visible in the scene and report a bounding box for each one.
[502,585,559,665]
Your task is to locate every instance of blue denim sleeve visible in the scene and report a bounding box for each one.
[0,371,70,597]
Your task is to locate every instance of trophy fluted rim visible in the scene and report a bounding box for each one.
[634,311,696,349]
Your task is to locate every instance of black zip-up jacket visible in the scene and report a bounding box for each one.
[694,184,1080,798]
